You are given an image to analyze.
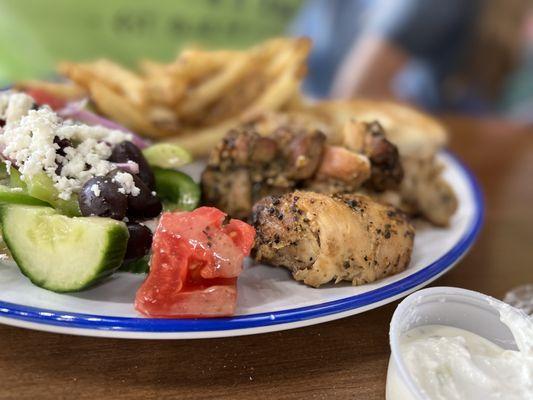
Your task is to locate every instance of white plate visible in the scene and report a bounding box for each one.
[0,152,483,339]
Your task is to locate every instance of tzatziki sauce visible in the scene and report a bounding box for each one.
[387,303,533,399]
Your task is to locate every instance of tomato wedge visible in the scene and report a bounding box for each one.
[135,207,255,318]
[24,88,67,110]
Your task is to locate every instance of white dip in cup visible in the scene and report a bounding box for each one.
[386,286,533,400]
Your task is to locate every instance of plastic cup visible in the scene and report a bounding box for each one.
[386,286,520,400]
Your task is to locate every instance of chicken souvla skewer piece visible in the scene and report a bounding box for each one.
[201,118,403,219]
[252,191,415,288]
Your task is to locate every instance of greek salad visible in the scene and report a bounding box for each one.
[0,90,254,318]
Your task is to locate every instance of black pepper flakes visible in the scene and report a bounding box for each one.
[404,230,415,239]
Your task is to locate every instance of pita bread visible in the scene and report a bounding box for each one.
[297,99,447,158]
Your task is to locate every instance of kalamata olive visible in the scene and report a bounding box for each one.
[109,141,155,190]
[54,137,72,176]
[124,223,153,262]
[127,175,162,219]
[78,176,128,220]
[53,136,72,157]
[106,170,162,219]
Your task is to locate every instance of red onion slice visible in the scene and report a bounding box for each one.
[58,100,150,149]
[113,161,140,174]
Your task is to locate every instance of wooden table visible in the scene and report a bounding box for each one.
[1,117,532,400]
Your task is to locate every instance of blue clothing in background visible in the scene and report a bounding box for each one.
[289,0,371,98]
[290,0,480,111]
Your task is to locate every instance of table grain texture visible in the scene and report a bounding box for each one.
[0,117,531,400]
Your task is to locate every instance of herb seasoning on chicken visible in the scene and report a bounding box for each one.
[201,124,327,219]
[252,191,415,287]
[201,117,403,219]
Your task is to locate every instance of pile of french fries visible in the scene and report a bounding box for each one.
[17,38,310,156]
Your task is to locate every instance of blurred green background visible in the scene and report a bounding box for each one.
[0,0,302,85]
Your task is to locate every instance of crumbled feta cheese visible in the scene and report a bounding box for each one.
[0,91,139,200]
[58,124,132,144]
[90,184,101,197]
[112,171,140,197]
[1,92,35,125]
[2,107,60,179]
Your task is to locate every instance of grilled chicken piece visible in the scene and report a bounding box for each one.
[306,120,404,195]
[252,191,415,287]
[340,118,455,225]
[342,119,403,191]
[304,145,371,194]
[303,100,457,225]
[357,155,458,226]
[201,124,326,219]
[202,122,377,218]
[201,115,406,218]
[398,157,458,226]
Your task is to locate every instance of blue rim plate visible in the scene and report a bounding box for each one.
[0,152,483,339]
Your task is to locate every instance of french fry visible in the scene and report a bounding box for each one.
[144,73,186,106]
[58,61,95,89]
[167,50,228,83]
[15,80,87,101]
[48,37,311,146]
[147,105,181,133]
[88,59,146,107]
[243,65,302,120]
[170,119,242,157]
[178,54,252,117]
[88,81,166,138]
[138,59,168,76]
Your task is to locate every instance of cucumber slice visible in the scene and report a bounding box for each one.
[25,173,81,217]
[0,185,49,206]
[0,168,50,206]
[153,167,200,211]
[0,163,9,181]
[142,143,192,169]
[0,205,129,292]
[9,168,26,190]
